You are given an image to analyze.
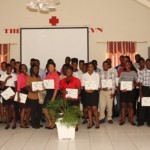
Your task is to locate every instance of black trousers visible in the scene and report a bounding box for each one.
[30,100,42,127]
[138,86,150,125]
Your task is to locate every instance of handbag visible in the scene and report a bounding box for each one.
[38,90,47,104]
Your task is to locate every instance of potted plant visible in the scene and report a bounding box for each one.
[46,98,82,140]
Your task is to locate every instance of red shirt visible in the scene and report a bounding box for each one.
[17,73,29,92]
[44,71,59,90]
[59,76,81,100]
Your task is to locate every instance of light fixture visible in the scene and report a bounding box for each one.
[26,0,60,12]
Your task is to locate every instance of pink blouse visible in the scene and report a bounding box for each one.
[17,73,28,92]
[44,71,59,90]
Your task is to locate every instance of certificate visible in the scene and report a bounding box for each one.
[142,97,150,106]
[101,79,113,89]
[121,81,132,91]
[1,87,15,100]
[85,81,97,90]
[32,81,44,91]
[14,92,27,104]
[43,79,54,89]
[66,88,78,99]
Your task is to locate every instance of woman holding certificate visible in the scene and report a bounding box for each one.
[119,61,138,126]
[43,62,59,129]
[59,66,81,131]
[17,64,29,128]
[82,62,100,129]
[26,64,42,129]
[0,64,17,129]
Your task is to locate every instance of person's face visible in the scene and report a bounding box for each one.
[33,66,39,75]
[66,69,73,77]
[7,67,12,74]
[88,64,94,73]
[146,60,150,70]
[10,61,15,68]
[34,61,40,67]
[139,60,145,69]
[65,58,70,64]
[103,62,109,71]
[21,65,27,74]
[135,55,140,62]
[72,62,78,70]
[1,63,6,71]
[62,66,67,75]
[82,65,87,73]
[30,60,35,66]
[15,63,20,70]
[48,64,55,73]
[120,56,124,64]
[79,62,84,70]
[125,62,131,71]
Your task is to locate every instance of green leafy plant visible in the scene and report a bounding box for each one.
[46,98,82,127]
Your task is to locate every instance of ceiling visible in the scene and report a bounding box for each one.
[135,0,150,8]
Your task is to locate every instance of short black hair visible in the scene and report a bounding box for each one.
[71,58,78,63]
[65,57,71,60]
[10,58,16,62]
[146,58,150,63]
[138,57,145,63]
[66,65,74,72]
[1,62,7,65]
[103,60,109,65]
[79,60,84,64]
[30,58,35,61]
[6,63,12,68]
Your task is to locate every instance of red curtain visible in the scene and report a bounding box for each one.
[0,43,10,63]
[107,41,136,67]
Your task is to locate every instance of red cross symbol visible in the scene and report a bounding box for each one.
[49,16,59,26]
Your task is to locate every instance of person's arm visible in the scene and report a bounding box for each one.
[139,82,143,98]
[1,75,12,89]
[51,74,59,101]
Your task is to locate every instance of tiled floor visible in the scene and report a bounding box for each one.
[0,119,150,150]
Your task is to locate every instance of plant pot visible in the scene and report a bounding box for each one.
[56,119,75,140]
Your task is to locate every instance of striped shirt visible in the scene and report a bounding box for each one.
[119,70,138,89]
[138,69,150,86]
[99,69,116,93]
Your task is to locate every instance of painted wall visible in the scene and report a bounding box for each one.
[0,0,150,68]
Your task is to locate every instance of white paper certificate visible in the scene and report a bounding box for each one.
[1,87,15,100]
[32,81,44,91]
[14,92,27,104]
[101,79,113,89]
[85,81,97,90]
[142,97,150,106]
[121,81,132,91]
[66,88,78,99]
[43,79,54,89]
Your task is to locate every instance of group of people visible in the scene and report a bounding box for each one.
[0,54,150,130]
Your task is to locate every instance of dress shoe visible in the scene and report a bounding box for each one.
[99,119,105,124]
[108,120,113,124]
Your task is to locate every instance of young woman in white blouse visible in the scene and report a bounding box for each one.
[82,62,100,129]
[0,64,17,129]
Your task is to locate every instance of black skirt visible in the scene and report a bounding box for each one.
[43,89,54,108]
[68,100,80,107]
[85,90,99,106]
[120,89,136,104]
[80,89,87,106]
[3,86,16,106]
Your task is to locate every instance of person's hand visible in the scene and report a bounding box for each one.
[9,95,15,100]
[18,95,21,102]
[51,98,55,102]
[110,93,114,98]
[102,88,108,91]
[121,89,127,93]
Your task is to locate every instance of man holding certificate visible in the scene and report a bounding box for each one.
[138,59,150,127]
[99,61,115,124]
[119,61,138,126]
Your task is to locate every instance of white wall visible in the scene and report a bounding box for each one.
[0,0,150,69]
